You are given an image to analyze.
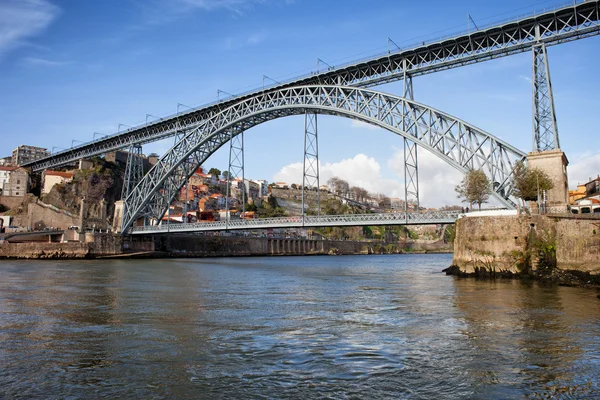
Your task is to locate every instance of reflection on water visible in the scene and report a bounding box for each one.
[0,255,598,399]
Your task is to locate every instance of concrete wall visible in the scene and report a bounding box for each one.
[453,215,600,274]
[0,242,90,259]
[26,202,79,231]
[555,218,600,272]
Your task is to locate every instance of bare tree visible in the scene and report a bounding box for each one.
[455,169,492,210]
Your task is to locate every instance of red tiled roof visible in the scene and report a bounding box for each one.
[44,170,74,178]
[0,166,17,172]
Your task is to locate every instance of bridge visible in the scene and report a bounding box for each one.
[130,211,461,235]
[20,1,600,235]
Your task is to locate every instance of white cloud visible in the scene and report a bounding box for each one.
[246,32,267,45]
[518,75,532,84]
[568,153,600,187]
[350,120,379,131]
[0,0,59,55]
[387,148,464,208]
[173,0,279,15]
[273,154,404,197]
[20,57,70,67]
[273,149,471,208]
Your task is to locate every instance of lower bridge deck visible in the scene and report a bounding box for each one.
[129,211,460,235]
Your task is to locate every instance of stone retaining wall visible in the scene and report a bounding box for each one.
[453,215,600,274]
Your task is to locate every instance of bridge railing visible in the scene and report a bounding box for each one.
[129,211,461,234]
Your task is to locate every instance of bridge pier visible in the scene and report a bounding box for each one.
[302,112,320,216]
[403,66,419,211]
[527,150,569,211]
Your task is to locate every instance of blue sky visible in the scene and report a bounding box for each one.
[1,0,599,207]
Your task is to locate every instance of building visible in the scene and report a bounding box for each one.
[253,179,269,198]
[2,167,29,197]
[390,197,405,210]
[105,150,151,170]
[569,184,587,205]
[148,153,159,166]
[244,179,260,200]
[0,156,12,166]
[584,176,600,197]
[569,175,600,205]
[0,166,16,195]
[11,145,50,166]
[42,170,74,194]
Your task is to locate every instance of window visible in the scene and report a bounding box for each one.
[16,179,20,184]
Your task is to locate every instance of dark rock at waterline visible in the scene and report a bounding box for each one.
[442,265,463,276]
[444,265,600,289]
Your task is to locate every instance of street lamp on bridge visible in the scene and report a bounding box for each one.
[146,114,162,125]
[217,89,234,102]
[262,75,280,90]
[118,123,132,134]
[93,132,107,140]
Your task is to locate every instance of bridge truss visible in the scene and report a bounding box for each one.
[120,85,526,232]
[130,210,461,234]
[24,1,599,172]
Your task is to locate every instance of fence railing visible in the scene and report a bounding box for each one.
[129,211,460,234]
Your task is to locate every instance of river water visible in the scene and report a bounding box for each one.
[0,254,599,399]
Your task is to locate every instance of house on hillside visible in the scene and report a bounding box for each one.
[42,170,74,194]
[0,166,29,197]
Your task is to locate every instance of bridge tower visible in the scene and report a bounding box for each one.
[225,129,245,228]
[528,35,568,211]
[113,144,144,233]
[302,112,320,218]
[121,144,144,201]
[402,63,419,212]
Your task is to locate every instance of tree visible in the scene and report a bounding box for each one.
[222,170,230,180]
[327,176,349,196]
[512,161,554,206]
[291,183,298,190]
[208,167,221,179]
[455,169,492,210]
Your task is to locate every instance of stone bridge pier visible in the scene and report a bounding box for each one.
[527,150,569,212]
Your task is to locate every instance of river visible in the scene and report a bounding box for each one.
[0,254,598,399]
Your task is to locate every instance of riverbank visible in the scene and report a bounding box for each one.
[0,233,451,259]
[450,213,600,292]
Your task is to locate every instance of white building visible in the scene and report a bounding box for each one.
[244,179,260,200]
[0,166,15,195]
[42,170,74,194]
[252,179,269,198]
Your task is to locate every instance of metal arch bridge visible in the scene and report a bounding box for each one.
[18,1,600,234]
[120,85,525,232]
[130,211,461,235]
[24,0,600,172]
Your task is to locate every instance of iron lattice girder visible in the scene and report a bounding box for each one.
[532,44,560,151]
[25,1,600,172]
[121,85,526,232]
[130,211,461,234]
[302,112,320,215]
[121,144,144,201]
[403,74,419,210]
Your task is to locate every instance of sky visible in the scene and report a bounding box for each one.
[0,0,599,208]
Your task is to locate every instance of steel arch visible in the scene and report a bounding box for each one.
[121,85,526,232]
[24,1,599,173]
